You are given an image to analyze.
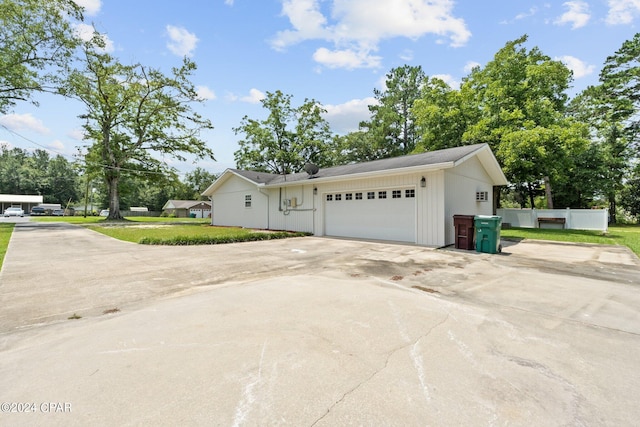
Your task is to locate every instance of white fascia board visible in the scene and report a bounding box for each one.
[453,144,508,186]
[263,162,454,188]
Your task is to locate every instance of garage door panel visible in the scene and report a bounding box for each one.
[324,189,415,242]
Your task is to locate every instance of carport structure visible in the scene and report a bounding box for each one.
[0,194,43,213]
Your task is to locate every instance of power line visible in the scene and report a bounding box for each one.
[0,124,186,178]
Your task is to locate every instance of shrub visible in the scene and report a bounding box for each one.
[139,231,309,245]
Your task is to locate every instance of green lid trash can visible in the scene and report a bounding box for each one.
[474,215,502,254]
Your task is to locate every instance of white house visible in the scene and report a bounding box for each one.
[202,144,508,247]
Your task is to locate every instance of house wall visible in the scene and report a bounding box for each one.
[211,175,268,229]
[310,171,446,246]
[444,156,495,245]
[265,185,315,232]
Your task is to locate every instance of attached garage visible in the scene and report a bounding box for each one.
[324,188,416,242]
[202,144,508,247]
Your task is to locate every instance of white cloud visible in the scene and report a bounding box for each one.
[0,113,50,134]
[74,23,114,52]
[196,86,216,101]
[313,47,381,69]
[432,74,460,88]
[606,0,640,24]
[166,25,199,57]
[67,128,85,141]
[48,140,66,152]
[73,0,101,16]
[463,61,481,73]
[271,0,471,70]
[233,88,265,104]
[555,1,591,29]
[556,55,595,78]
[323,97,378,134]
[399,49,414,62]
[515,7,538,20]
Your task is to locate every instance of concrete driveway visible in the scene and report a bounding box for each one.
[1,222,639,426]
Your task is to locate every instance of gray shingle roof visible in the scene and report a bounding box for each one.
[235,143,488,185]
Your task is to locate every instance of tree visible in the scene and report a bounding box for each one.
[183,167,217,200]
[66,46,214,220]
[233,90,333,174]
[412,76,477,152]
[0,0,83,113]
[460,35,586,207]
[360,65,426,158]
[599,32,640,149]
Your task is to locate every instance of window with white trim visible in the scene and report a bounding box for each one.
[326,194,333,201]
[345,193,353,200]
[245,195,252,208]
[476,191,489,202]
[335,193,342,201]
[378,191,387,199]
[367,192,375,199]
[355,193,363,200]
[405,189,415,198]
[392,190,401,199]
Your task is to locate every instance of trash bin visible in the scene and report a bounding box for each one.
[474,215,502,254]
[453,215,475,250]
[190,213,196,218]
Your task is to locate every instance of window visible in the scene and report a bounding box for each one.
[345,193,353,200]
[326,194,333,201]
[476,191,489,202]
[378,191,387,199]
[405,189,415,198]
[367,192,375,199]
[335,194,342,201]
[392,190,401,199]
[355,193,363,200]
[245,195,252,208]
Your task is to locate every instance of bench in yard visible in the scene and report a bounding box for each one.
[537,217,566,229]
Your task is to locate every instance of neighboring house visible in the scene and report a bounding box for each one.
[202,144,508,247]
[162,200,212,218]
[0,194,43,214]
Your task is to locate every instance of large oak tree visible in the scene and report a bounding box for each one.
[66,47,214,220]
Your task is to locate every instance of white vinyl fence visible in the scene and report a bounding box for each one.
[497,208,608,232]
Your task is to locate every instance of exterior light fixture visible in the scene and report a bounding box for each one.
[313,187,318,195]
[420,176,426,187]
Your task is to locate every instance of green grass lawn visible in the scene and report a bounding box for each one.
[0,223,15,269]
[501,224,640,257]
[86,222,258,243]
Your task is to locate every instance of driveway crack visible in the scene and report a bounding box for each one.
[309,313,450,426]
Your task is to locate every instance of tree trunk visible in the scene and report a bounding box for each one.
[544,176,554,209]
[609,195,617,224]
[527,182,535,209]
[106,174,123,220]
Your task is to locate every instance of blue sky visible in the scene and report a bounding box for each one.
[1,0,639,177]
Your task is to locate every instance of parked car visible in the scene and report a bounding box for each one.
[31,206,46,216]
[99,209,109,217]
[3,207,24,217]
[52,209,65,216]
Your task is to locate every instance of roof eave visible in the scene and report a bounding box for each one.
[263,162,456,187]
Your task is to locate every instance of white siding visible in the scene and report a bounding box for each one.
[444,157,494,245]
[211,175,268,229]
[266,185,315,233]
[417,170,446,247]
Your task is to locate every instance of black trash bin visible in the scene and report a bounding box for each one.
[453,215,475,250]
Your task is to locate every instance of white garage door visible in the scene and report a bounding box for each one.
[324,188,416,242]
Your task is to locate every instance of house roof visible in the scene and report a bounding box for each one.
[162,200,212,210]
[202,143,507,196]
[0,194,44,203]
